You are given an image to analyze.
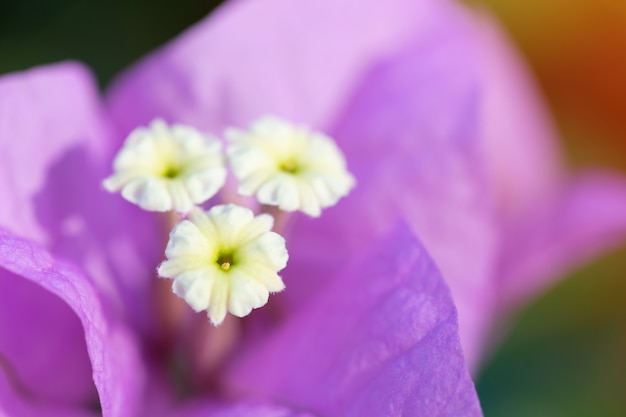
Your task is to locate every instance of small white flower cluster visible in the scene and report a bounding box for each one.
[103,119,226,213]
[104,116,354,325]
[227,117,355,217]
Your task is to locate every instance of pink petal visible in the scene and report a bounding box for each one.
[497,172,626,309]
[0,63,162,333]
[106,0,451,135]
[281,17,497,368]
[0,227,147,416]
[171,401,315,417]
[0,261,95,404]
[465,11,626,334]
[0,370,95,417]
[225,225,482,417]
[469,10,565,216]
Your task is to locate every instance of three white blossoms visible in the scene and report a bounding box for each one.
[103,116,355,325]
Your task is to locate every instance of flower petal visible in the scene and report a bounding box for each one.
[0,371,95,417]
[282,15,497,368]
[497,172,626,309]
[171,401,316,417]
[107,0,451,134]
[225,224,483,417]
[0,63,162,333]
[470,10,565,215]
[0,263,95,404]
[0,227,147,417]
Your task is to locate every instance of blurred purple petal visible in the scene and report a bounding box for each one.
[282,18,497,367]
[0,228,147,417]
[466,11,626,327]
[106,0,452,135]
[171,401,315,417]
[0,63,162,333]
[498,172,626,309]
[226,225,482,417]
[470,10,565,215]
[0,370,95,417]
[0,261,95,404]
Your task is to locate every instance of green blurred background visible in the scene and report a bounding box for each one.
[1,0,624,415]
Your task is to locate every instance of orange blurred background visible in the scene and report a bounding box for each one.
[468,0,626,172]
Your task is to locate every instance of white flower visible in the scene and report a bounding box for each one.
[103,119,226,213]
[226,116,355,217]
[158,204,288,326]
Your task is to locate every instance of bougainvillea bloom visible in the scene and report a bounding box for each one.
[1,0,626,417]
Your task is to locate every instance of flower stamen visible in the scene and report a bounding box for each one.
[163,165,182,179]
[280,160,297,173]
[217,253,234,271]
